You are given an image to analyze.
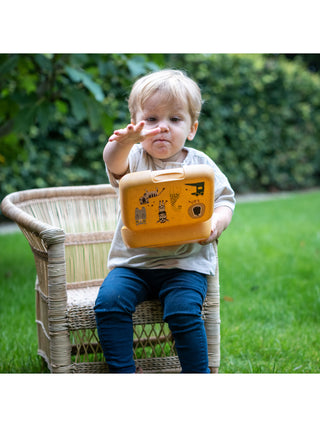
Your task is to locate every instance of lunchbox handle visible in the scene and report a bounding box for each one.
[151,168,185,182]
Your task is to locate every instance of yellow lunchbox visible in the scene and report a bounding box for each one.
[119,165,215,248]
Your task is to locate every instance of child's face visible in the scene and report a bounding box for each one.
[133,92,198,161]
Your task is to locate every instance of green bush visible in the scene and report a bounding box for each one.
[1,53,320,211]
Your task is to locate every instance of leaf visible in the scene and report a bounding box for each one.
[65,89,87,121]
[0,54,18,75]
[65,66,104,102]
[34,54,52,73]
[127,56,148,77]
[13,104,38,132]
[55,100,68,114]
[86,97,101,131]
[20,74,38,94]
[101,114,114,134]
[36,101,52,134]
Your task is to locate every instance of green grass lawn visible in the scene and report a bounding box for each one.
[0,231,47,373]
[1,190,319,373]
[218,190,320,373]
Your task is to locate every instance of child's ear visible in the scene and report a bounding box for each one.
[187,121,198,141]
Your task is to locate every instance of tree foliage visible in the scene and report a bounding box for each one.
[1,53,320,210]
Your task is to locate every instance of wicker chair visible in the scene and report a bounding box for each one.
[1,184,220,373]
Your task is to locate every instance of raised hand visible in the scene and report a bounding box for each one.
[108,121,161,145]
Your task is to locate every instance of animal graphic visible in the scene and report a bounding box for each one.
[188,202,205,219]
[135,207,146,225]
[185,182,205,196]
[157,200,169,223]
[139,187,165,205]
[169,192,180,207]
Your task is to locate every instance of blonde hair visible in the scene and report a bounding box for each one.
[128,69,203,124]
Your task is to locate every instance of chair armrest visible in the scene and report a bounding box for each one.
[1,191,65,246]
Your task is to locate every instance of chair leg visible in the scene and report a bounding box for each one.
[210,367,219,374]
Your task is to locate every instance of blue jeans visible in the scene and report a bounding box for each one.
[94,267,210,373]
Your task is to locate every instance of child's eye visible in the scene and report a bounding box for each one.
[146,117,157,122]
[170,117,181,122]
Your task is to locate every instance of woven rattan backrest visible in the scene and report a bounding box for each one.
[16,188,118,233]
[13,185,118,289]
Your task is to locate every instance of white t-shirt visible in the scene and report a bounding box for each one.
[106,144,235,276]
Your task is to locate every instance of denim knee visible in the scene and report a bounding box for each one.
[160,279,207,321]
[94,267,148,315]
[94,282,125,314]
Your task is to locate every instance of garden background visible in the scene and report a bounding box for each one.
[0,53,319,374]
[1,53,320,203]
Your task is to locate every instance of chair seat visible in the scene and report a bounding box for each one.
[66,286,166,330]
[67,286,100,330]
[66,285,180,373]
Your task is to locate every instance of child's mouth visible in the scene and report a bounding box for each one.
[154,138,169,143]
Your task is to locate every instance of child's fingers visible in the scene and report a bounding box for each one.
[108,128,128,142]
[108,121,158,143]
[111,125,133,139]
[126,122,144,134]
[135,121,145,130]
[143,126,161,137]
[199,227,219,245]
[113,128,125,136]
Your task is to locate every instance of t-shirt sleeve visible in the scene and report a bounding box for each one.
[212,163,236,211]
[190,152,236,212]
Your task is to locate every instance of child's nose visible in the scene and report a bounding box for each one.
[158,121,169,132]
